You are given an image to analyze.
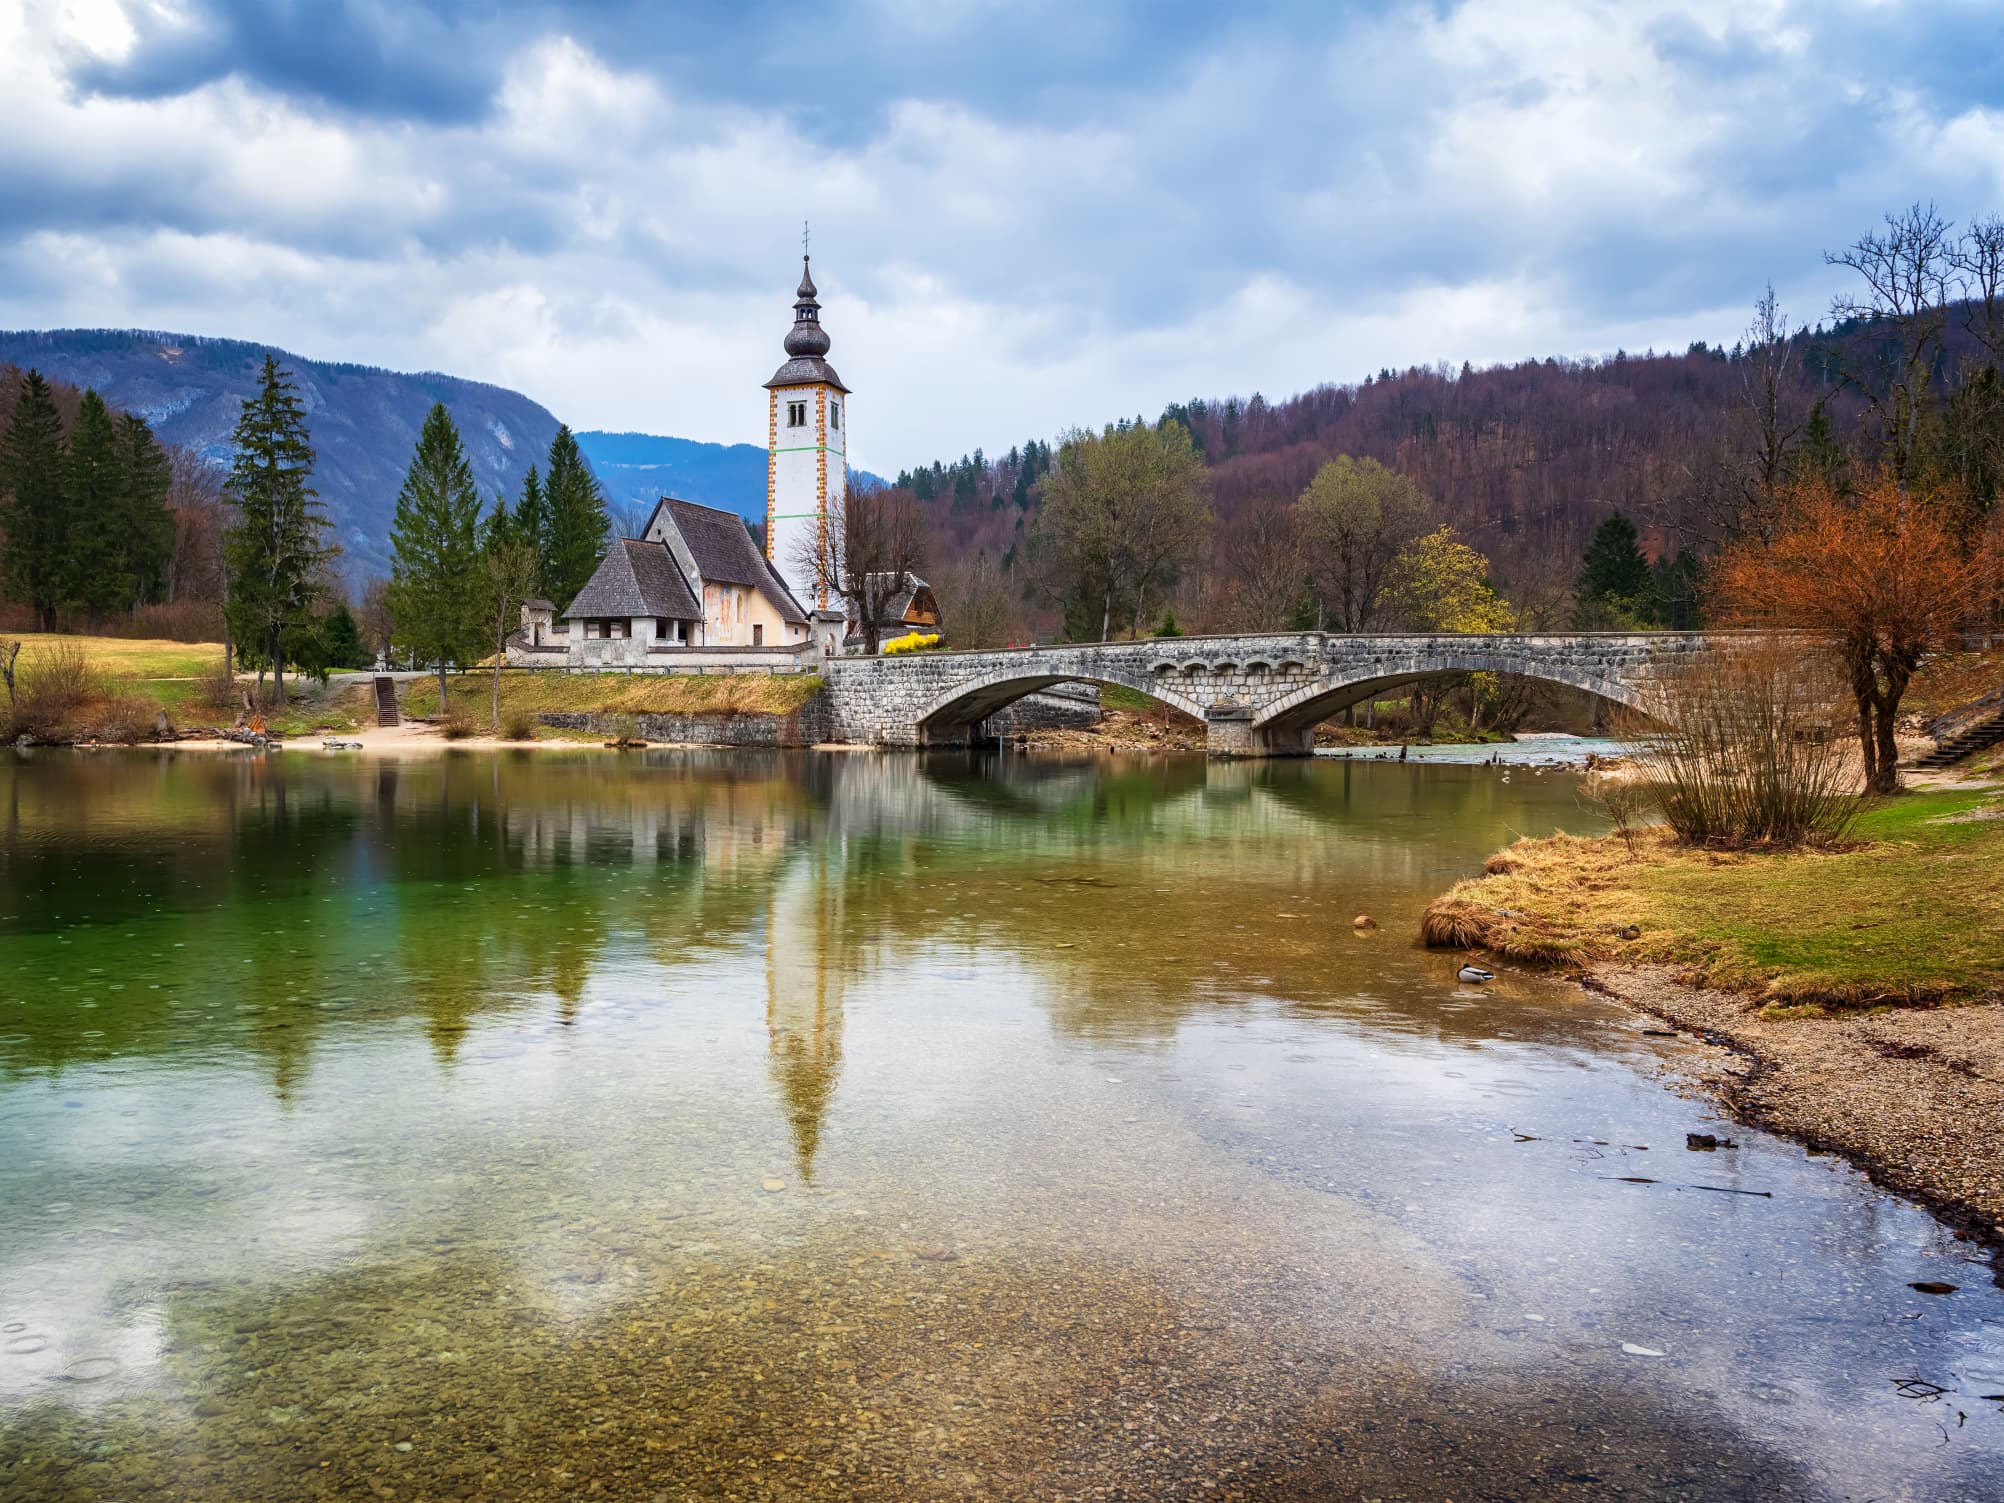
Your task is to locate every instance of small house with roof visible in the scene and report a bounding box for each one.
[511,496,830,669]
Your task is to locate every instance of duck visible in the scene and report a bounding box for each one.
[1457,964,1495,984]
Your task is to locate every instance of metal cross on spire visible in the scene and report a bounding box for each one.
[802,219,810,257]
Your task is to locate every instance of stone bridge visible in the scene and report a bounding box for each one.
[823,631,1715,757]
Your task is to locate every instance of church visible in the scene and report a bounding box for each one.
[511,255,873,668]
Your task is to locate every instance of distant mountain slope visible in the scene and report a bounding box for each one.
[575,431,772,530]
[0,329,562,580]
[577,430,886,530]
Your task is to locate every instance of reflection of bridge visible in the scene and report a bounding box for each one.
[826,631,1713,757]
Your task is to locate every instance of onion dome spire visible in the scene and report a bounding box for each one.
[766,251,848,392]
[783,256,831,358]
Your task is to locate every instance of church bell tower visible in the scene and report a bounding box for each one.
[764,254,849,610]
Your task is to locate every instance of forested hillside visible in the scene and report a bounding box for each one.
[897,326,1892,598]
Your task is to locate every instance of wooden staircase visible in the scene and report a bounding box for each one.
[1910,686,2004,769]
[373,676,400,728]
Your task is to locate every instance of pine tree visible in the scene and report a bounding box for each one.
[224,355,329,705]
[66,391,131,625]
[0,371,70,629]
[387,403,487,714]
[1574,512,1653,623]
[541,425,608,607]
[117,412,175,607]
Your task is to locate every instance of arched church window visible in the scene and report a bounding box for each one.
[787,401,807,429]
[830,400,841,430]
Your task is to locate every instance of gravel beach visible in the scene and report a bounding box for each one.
[1587,963,2004,1248]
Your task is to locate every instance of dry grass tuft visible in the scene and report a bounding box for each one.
[438,714,480,741]
[87,696,163,744]
[502,708,540,742]
[402,671,825,722]
[1480,852,1521,876]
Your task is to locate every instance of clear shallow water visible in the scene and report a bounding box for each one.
[0,747,1997,1502]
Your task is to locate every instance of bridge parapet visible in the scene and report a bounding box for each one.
[823,631,1716,757]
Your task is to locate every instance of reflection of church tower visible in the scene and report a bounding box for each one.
[765,852,845,1181]
[764,254,849,610]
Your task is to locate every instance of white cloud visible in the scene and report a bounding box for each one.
[0,1,1996,469]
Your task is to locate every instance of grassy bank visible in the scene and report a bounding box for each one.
[401,671,825,722]
[1423,788,2004,1009]
[2,634,365,741]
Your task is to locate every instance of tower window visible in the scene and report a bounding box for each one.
[830,400,841,430]
[787,401,807,428]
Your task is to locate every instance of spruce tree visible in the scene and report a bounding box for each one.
[1574,512,1653,623]
[481,493,517,554]
[541,425,609,607]
[117,412,175,607]
[512,464,546,593]
[0,371,70,629]
[387,403,487,714]
[224,355,328,706]
[66,391,130,625]
[321,601,364,670]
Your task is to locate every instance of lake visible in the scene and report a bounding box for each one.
[0,748,1998,1501]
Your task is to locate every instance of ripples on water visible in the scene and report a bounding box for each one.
[0,747,1997,1502]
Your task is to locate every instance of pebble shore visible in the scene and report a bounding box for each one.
[1587,963,2004,1248]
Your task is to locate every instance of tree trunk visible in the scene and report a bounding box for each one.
[270,628,286,707]
[1870,702,1902,794]
[438,660,449,717]
[492,632,503,731]
[1100,591,1112,644]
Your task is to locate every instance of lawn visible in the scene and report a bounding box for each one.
[4,632,226,679]
[401,671,826,722]
[1423,787,2004,1008]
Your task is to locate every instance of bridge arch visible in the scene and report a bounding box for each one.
[1252,650,1660,736]
[916,665,1206,736]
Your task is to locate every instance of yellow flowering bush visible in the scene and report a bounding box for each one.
[882,632,942,655]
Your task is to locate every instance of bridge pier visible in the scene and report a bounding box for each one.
[1203,704,1313,759]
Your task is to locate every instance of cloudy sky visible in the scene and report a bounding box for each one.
[4,1,2002,471]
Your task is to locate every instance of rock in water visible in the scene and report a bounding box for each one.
[1353,915,1377,930]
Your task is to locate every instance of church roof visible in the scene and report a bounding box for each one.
[651,497,811,625]
[765,356,849,392]
[561,537,700,622]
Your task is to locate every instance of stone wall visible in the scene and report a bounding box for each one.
[538,706,833,747]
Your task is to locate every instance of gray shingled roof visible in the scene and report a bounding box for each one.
[764,356,849,392]
[659,499,808,624]
[561,538,700,621]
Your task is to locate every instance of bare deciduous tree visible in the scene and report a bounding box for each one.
[933,551,1018,648]
[1219,499,1304,631]
[485,540,539,729]
[793,482,927,654]
[1732,284,1812,543]
[1826,202,1958,487]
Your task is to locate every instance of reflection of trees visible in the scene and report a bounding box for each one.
[3,745,1607,1128]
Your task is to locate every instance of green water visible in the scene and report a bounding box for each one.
[0,747,1998,1501]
